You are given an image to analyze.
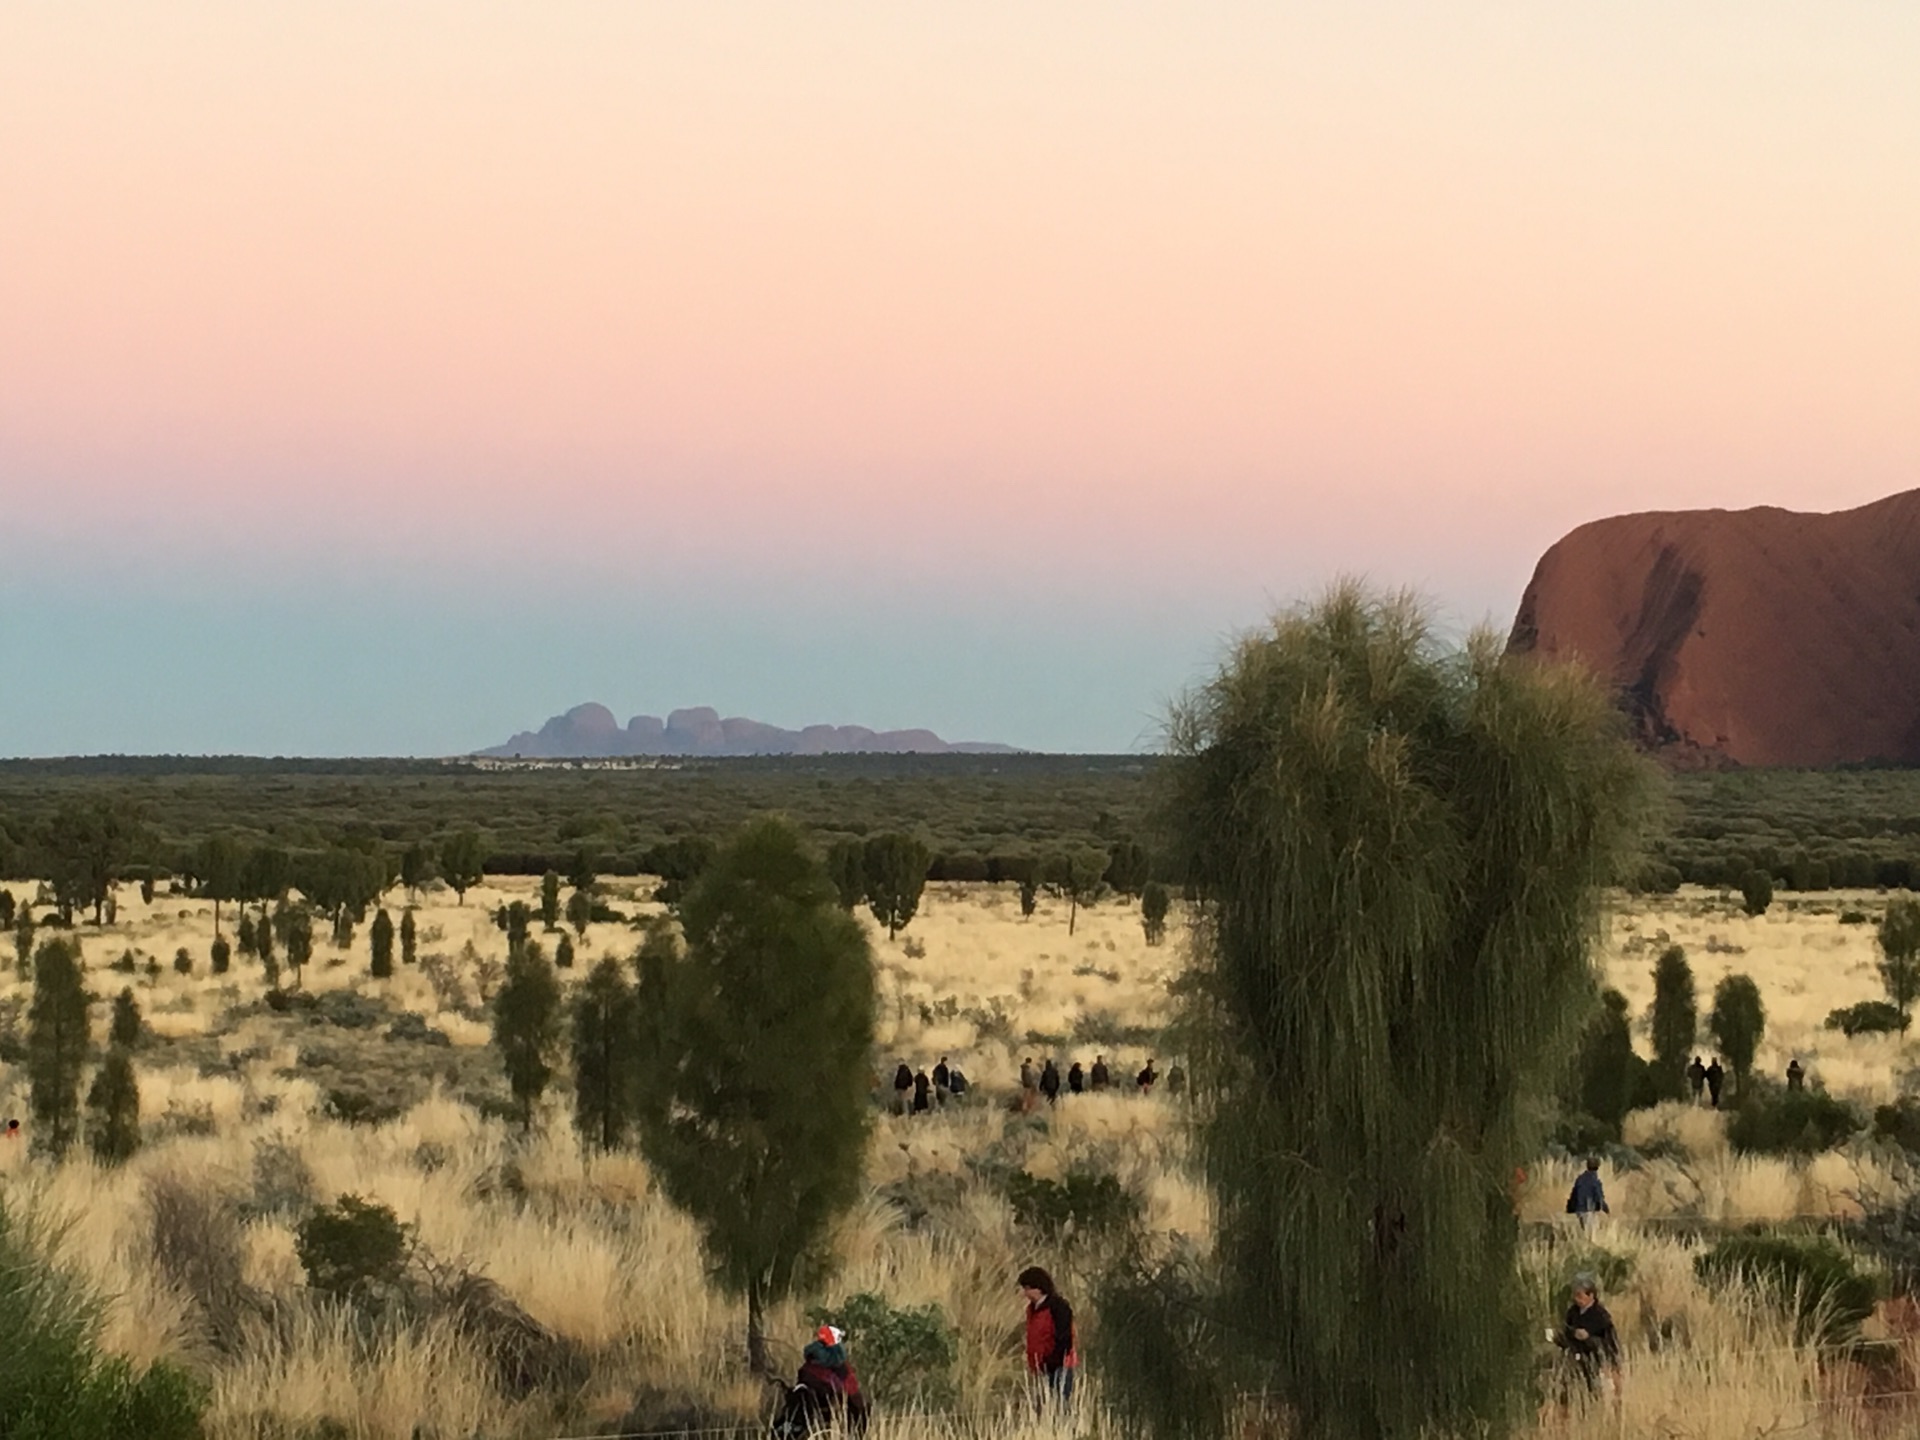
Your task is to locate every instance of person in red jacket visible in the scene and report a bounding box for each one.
[1018,1265,1077,1407]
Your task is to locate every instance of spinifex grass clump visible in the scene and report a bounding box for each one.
[1124,586,1653,1440]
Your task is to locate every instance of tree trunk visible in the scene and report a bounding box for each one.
[746,1278,770,1376]
[214,896,222,940]
[1068,894,1078,937]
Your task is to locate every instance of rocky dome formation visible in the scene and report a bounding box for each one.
[479,703,1015,758]
[1507,489,1920,767]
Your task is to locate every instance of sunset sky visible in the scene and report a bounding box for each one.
[3,3,1916,754]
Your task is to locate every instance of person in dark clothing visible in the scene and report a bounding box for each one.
[1039,1059,1062,1104]
[1552,1274,1620,1400]
[1090,1056,1110,1092]
[932,1057,951,1094]
[1018,1265,1077,1408]
[1067,1061,1085,1095]
[948,1066,969,1097]
[1786,1058,1805,1092]
[1566,1156,1609,1236]
[912,1070,932,1114]
[781,1323,869,1436]
[1686,1055,1707,1103]
[1704,1058,1725,1108]
[1136,1060,1158,1093]
[892,1063,913,1117]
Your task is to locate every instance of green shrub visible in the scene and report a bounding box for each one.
[295,1194,411,1302]
[1873,1097,1920,1153]
[1549,1244,1634,1312]
[1004,1165,1142,1243]
[1695,1232,1880,1344]
[1726,1082,1862,1156]
[806,1292,958,1406]
[0,1200,203,1439]
[1825,1001,1909,1038]
[1855,1194,1920,1298]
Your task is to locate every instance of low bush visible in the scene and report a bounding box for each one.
[1695,1232,1880,1344]
[1873,1096,1920,1154]
[807,1292,959,1406]
[1004,1165,1142,1243]
[295,1194,411,1303]
[1726,1082,1862,1156]
[0,1199,204,1439]
[1826,1001,1910,1038]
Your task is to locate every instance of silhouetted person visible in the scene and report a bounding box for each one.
[1067,1062,1085,1095]
[932,1056,950,1094]
[1020,1058,1036,1093]
[1705,1058,1725,1108]
[947,1066,969,1097]
[3,1119,17,1141]
[1090,1056,1110,1091]
[1553,1273,1620,1401]
[912,1070,933,1114]
[1136,1060,1158,1094]
[1039,1059,1061,1105]
[1166,1065,1186,1097]
[1786,1058,1805,1092]
[1687,1055,1707,1103]
[892,1063,913,1116]
[1566,1156,1609,1236]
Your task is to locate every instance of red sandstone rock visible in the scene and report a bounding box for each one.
[1508,490,1920,767]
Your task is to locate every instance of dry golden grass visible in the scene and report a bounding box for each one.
[0,877,1914,1437]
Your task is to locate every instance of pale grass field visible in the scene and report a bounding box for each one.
[0,877,1913,1438]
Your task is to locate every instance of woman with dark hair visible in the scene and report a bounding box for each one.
[1017,1265,1077,1407]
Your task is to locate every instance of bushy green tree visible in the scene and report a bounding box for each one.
[1710,973,1766,1090]
[540,871,561,931]
[555,933,575,969]
[400,907,417,966]
[172,948,192,977]
[1878,898,1920,1022]
[194,834,245,939]
[1114,587,1652,1440]
[210,935,230,976]
[369,908,394,979]
[636,818,875,1372]
[493,940,562,1131]
[863,833,930,940]
[1105,837,1151,898]
[572,957,639,1152]
[1049,846,1109,936]
[1650,945,1698,1099]
[254,906,274,968]
[825,839,865,911]
[1018,872,1038,919]
[28,938,92,1159]
[566,887,592,938]
[1739,868,1774,917]
[1141,881,1171,945]
[43,800,142,925]
[283,906,314,988]
[439,830,486,905]
[85,1049,140,1165]
[567,846,599,893]
[400,842,431,898]
[12,910,31,977]
[236,911,257,957]
[0,890,13,928]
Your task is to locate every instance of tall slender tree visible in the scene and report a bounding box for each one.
[1141,881,1171,946]
[86,1046,141,1165]
[636,819,875,1372]
[1650,945,1699,1097]
[572,956,639,1152]
[493,939,562,1131]
[109,987,143,1049]
[369,908,395,979]
[283,906,314,989]
[1878,898,1920,1023]
[28,937,93,1159]
[1710,973,1766,1091]
[1570,989,1641,1136]
[540,871,562,931]
[400,907,418,966]
[1107,587,1652,1440]
[824,839,866,911]
[439,830,486,905]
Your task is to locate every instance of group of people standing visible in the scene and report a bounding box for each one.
[887,1057,972,1114]
[1018,1054,1182,1109]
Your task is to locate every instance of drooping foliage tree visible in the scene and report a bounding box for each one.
[1110,586,1653,1440]
[1710,973,1766,1091]
[28,938,93,1159]
[863,833,930,940]
[1650,945,1699,1098]
[636,818,875,1373]
[572,956,639,1152]
[493,940,562,1132]
[1569,988,1641,1137]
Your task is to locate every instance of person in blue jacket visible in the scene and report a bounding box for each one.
[1566,1156,1609,1235]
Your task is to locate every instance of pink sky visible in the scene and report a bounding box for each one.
[4,3,1918,619]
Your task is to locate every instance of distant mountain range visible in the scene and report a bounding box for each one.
[477,704,1019,758]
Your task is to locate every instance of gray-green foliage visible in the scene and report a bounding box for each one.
[571,957,639,1152]
[28,938,91,1159]
[1739,868,1773,917]
[1878,898,1920,1021]
[825,838,865,911]
[1650,945,1698,1098]
[282,905,314,986]
[85,1049,140,1165]
[807,1292,958,1407]
[566,888,592,938]
[1710,973,1766,1087]
[493,940,562,1131]
[540,871,561,931]
[636,818,875,1372]
[0,1199,203,1439]
[295,1194,411,1303]
[400,907,417,966]
[1050,846,1108,936]
[1125,586,1652,1440]
[439,829,486,904]
[863,833,930,939]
